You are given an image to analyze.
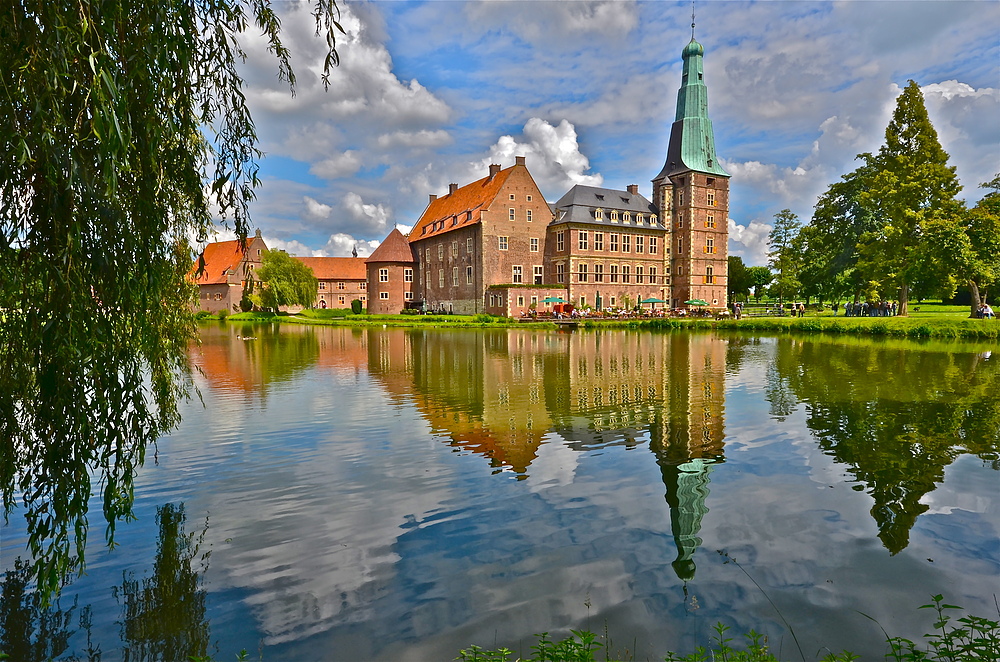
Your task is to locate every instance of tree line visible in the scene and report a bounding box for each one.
[728,81,1000,317]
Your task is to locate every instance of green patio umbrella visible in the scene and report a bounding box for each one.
[542,296,565,303]
[641,297,666,304]
[685,299,709,306]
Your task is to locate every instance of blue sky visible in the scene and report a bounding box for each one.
[224,0,1000,266]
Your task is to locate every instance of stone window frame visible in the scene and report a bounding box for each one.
[513,265,523,284]
[379,268,389,282]
[404,268,413,283]
[498,236,509,251]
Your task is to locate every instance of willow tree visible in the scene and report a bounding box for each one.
[0,1,341,599]
[856,80,963,315]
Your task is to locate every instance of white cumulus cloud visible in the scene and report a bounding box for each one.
[343,192,392,233]
[478,118,603,195]
[311,151,362,180]
[322,233,381,258]
[729,218,773,267]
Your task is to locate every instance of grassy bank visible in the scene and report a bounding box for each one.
[201,307,998,339]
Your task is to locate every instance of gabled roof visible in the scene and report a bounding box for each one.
[294,256,367,280]
[409,167,515,243]
[190,240,250,285]
[551,185,659,228]
[367,228,416,263]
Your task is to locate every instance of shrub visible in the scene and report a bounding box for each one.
[351,299,363,314]
[194,310,215,320]
[217,308,229,321]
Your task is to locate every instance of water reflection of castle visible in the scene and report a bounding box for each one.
[363,328,728,580]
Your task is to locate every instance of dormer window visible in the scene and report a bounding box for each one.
[595,208,603,220]
[595,194,605,201]
[650,214,657,224]
[636,214,644,224]
[610,210,619,222]
[623,211,631,222]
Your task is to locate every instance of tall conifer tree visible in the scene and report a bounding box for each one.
[856,80,962,315]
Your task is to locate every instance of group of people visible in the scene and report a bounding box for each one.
[841,301,897,317]
[976,302,995,319]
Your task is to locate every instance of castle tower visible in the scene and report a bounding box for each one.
[652,36,730,310]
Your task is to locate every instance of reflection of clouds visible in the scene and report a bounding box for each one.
[526,437,579,491]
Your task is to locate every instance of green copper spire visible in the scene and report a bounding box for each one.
[656,38,729,179]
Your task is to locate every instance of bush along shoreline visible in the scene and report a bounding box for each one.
[456,596,1000,662]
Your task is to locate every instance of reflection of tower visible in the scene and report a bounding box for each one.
[650,333,727,581]
[662,458,713,581]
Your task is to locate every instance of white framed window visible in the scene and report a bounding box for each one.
[705,237,715,254]
[622,265,631,283]
[708,191,716,207]
[404,268,413,282]
[360,282,366,290]
[678,237,683,253]
[319,282,327,290]
[578,231,588,250]
[338,295,345,304]
[556,263,565,283]
[517,295,524,307]
[379,268,389,282]
[623,211,631,222]
[531,295,538,305]
[610,233,618,252]
[509,208,515,221]
[466,266,473,284]
[510,193,516,200]
[556,231,565,251]
[594,232,604,251]
[530,237,539,252]
[338,281,345,290]
[438,244,444,259]
[453,267,459,285]
[380,292,389,300]
[621,234,631,253]
[635,265,644,284]
[707,214,715,228]
[527,195,532,202]
[438,269,444,287]
[610,210,619,222]
[635,235,644,253]
[595,208,603,220]
[405,292,413,300]
[678,190,684,206]
[467,237,474,253]
[499,236,508,250]
[636,214,644,225]
[650,214,658,224]
[452,241,458,257]
[649,237,658,255]
[578,263,588,283]
[649,266,657,283]
[533,266,543,284]
[594,264,604,282]
[610,264,618,283]
[705,265,715,283]
[526,209,532,222]
[513,265,523,283]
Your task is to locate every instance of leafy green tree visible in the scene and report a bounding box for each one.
[957,175,1000,315]
[253,250,318,310]
[746,266,773,303]
[806,162,880,303]
[856,80,963,315]
[0,0,341,600]
[767,209,802,304]
[727,255,751,303]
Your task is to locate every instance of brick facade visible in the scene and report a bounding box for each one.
[191,232,268,313]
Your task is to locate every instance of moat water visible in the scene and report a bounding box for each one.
[2,324,998,660]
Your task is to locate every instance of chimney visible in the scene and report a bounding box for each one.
[515,156,526,166]
[627,184,639,195]
[449,183,459,194]
[429,194,437,203]
[489,164,501,177]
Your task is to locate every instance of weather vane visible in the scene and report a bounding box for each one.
[692,0,696,40]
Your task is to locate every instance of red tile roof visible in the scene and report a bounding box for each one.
[409,167,514,243]
[294,256,367,280]
[367,228,416,263]
[190,240,247,285]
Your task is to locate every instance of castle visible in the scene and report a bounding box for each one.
[194,36,730,316]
